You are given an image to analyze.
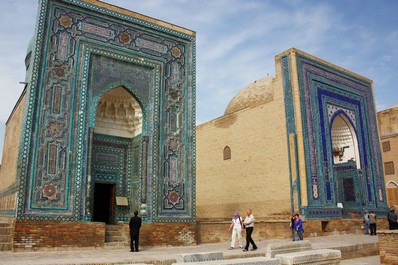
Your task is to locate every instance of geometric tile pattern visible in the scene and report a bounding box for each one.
[16,0,196,222]
[90,133,140,222]
[281,52,388,218]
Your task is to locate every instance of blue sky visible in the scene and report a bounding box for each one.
[0,0,397,159]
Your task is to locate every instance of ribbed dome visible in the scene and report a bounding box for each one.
[224,76,275,115]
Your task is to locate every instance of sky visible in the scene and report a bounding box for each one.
[0,0,397,159]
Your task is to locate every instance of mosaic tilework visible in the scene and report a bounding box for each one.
[16,0,196,222]
[90,133,139,222]
[295,54,387,215]
[282,51,388,218]
[281,54,302,214]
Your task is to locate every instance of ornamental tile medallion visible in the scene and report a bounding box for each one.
[16,0,196,223]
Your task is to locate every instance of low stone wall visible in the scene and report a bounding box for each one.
[378,230,398,265]
[118,222,197,246]
[197,218,389,244]
[13,221,105,251]
[197,220,292,244]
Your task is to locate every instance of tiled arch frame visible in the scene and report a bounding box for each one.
[281,51,388,218]
[16,0,196,222]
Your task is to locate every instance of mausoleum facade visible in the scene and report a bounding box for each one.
[0,0,196,250]
[196,48,388,241]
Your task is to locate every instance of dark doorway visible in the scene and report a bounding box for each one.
[93,183,115,224]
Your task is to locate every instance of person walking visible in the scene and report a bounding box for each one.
[369,210,377,236]
[129,210,142,252]
[242,209,257,252]
[228,211,243,249]
[363,210,370,234]
[293,213,304,241]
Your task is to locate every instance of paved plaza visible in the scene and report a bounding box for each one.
[0,234,380,265]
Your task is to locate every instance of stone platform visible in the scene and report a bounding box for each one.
[0,234,380,265]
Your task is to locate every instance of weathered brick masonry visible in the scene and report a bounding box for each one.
[13,221,105,251]
[13,221,196,251]
[119,222,197,246]
[378,230,398,265]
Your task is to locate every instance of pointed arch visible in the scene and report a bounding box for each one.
[92,85,144,138]
[386,181,398,206]
[223,146,231,160]
[89,82,147,136]
[330,111,361,168]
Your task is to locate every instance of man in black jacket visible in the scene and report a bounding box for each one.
[129,210,142,252]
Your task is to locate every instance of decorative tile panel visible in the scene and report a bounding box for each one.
[16,0,196,223]
[290,52,388,217]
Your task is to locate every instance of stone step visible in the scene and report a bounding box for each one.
[0,243,12,251]
[266,240,312,258]
[105,230,123,237]
[104,241,128,248]
[275,249,341,265]
[105,235,127,242]
[176,252,223,263]
[172,257,280,265]
[325,242,379,260]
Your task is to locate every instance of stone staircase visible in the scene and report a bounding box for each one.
[0,221,13,251]
[105,224,129,248]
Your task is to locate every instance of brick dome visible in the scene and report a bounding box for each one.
[224,76,275,115]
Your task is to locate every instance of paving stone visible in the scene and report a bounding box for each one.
[0,234,378,265]
[173,257,280,265]
[176,252,223,262]
[275,249,341,265]
[265,240,312,258]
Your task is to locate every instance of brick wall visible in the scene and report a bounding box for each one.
[197,220,292,244]
[197,218,389,244]
[119,222,197,246]
[13,221,105,251]
[196,75,292,221]
[378,230,398,265]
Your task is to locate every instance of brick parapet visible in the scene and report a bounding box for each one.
[378,230,398,265]
[13,221,105,251]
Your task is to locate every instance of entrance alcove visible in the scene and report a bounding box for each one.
[330,113,362,206]
[91,87,143,224]
[331,113,360,169]
[94,87,142,138]
[386,181,398,207]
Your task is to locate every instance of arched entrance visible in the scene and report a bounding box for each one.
[91,87,143,224]
[386,181,398,207]
[331,113,362,207]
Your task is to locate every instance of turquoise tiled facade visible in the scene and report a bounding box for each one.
[16,0,196,223]
[281,52,388,218]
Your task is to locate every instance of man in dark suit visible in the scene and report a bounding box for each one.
[129,210,142,252]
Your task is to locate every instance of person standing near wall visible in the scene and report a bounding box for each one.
[290,215,295,240]
[387,207,398,230]
[242,209,257,252]
[369,210,377,236]
[363,210,370,234]
[129,210,142,252]
[228,211,243,249]
[293,213,304,241]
